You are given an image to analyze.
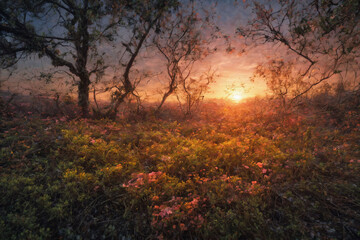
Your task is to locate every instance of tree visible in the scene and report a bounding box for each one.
[93,0,181,119]
[154,2,203,112]
[177,70,216,117]
[153,0,218,114]
[238,0,360,103]
[251,59,305,119]
[0,0,128,117]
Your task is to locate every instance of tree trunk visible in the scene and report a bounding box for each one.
[78,76,90,117]
[156,90,172,113]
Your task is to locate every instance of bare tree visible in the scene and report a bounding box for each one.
[153,0,218,114]
[95,0,181,119]
[177,70,216,117]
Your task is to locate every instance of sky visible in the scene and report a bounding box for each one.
[135,0,272,101]
[0,0,272,102]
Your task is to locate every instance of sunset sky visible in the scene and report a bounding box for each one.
[1,0,274,102]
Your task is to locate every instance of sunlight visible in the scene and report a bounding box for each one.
[231,92,243,102]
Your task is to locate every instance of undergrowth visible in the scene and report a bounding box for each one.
[0,103,359,239]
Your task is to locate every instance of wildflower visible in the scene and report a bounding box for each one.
[159,207,173,217]
[196,214,204,226]
[180,223,187,231]
[190,197,199,207]
[161,156,171,161]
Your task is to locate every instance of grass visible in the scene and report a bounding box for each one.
[0,101,359,239]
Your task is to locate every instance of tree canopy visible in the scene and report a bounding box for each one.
[239,0,360,102]
[0,0,180,117]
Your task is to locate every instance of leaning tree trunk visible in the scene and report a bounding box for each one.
[156,88,174,114]
[157,92,170,112]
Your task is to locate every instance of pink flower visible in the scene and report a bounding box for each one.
[190,197,199,207]
[159,207,173,217]
[148,171,162,182]
[256,162,263,168]
[262,169,267,174]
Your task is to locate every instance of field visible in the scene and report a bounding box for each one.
[1,99,360,239]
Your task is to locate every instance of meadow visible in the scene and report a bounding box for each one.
[1,98,359,239]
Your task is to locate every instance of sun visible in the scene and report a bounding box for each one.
[231,92,243,102]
